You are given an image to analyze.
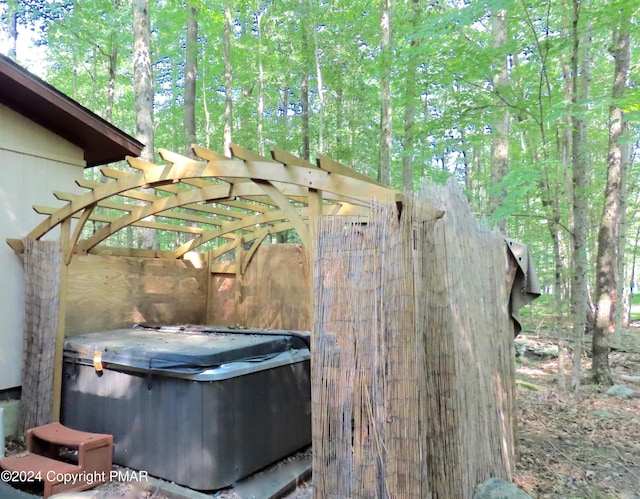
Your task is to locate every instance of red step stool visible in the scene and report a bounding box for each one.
[0,422,112,498]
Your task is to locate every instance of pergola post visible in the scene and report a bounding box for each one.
[52,218,71,422]
[307,187,322,331]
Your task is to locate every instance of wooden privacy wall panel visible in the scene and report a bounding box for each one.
[65,255,207,335]
[209,274,236,326]
[240,244,311,330]
[209,244,311,331]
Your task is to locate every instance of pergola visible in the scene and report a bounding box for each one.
[9,143,402,271]
[9,143,403,424]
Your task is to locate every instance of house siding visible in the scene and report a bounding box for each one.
[0,102,85,391]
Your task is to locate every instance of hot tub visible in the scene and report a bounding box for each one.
[61,325,311,490]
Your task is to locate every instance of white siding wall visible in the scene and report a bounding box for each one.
[0,103,85,391]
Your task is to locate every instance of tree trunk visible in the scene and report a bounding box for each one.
[307,0,324,154]
[184,3,198,158]
[133,0,155,161]
[170,50,179,151]
[570,2,591,390]
[280,85,289,151]
[6,2,17,60]
[488,8,509,233]
[629,224,640,325]
[336,86,344,162]
[300,6,310,162]
[257,11,265,156]
[301,73,310,161]
[462,130,472,198]
[551,215,566,387]
[202,46,211,149]
[616,121,632,333]
[402,93,415,194]
[378,0,392,186]
[592,25,631,385]
[557,48,571,391]
[105,38,118,123]
[223,0,233,157]
[90,46,97,112]
[132,0,156,250]
[402,0,420,195]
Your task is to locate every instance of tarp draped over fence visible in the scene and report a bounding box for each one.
[312,180,517,498]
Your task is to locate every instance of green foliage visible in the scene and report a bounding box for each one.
[2,0,639,312]
[515,379,542,391]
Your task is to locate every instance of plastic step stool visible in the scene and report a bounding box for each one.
[0,422,113,498]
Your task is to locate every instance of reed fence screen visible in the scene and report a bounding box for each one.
[19,238,61,435]
[312,180,516,499]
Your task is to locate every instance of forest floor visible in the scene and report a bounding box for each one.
[512,324,640,499]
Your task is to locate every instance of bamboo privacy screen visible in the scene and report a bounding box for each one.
[312,180,516,498]
[19,238,61,435]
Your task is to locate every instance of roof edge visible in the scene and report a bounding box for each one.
[0,54,144,167]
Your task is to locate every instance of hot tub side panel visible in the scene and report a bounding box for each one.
[202,359,312,487]
[61,358,311,490]
[62,363,211,486]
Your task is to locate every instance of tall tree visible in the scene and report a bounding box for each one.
[378,0,392,185]
[300,2,310,161]
[488,8,509,233]
[105,0,121,123]
[133,0,154,162]
[256,8,265,156]
[4,0,18,59]
[223,0,233,157]
[517,2,571,385]
[570,0,591,390]
[310,1,325,154]
[184,2,198,157]
[132,0,156,250]
[402,0,420,195]
[592,18,631,385]
[616,120,633,333]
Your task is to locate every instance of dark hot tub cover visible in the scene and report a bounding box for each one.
[63,325,310,374]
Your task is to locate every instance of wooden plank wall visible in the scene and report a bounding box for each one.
[64,245,310,336]
[208,244,311,331]
[65,254,208,335]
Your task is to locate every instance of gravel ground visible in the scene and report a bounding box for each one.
[93,448,314,499]
[281,479,313,498]
[3,442,311,499]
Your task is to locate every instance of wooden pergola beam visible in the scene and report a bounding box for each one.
[33,205,221,237]
[54,190,226,228]
[82,174,246,220]
[15,145,404,270]
[173,207,297,257]
[76,183,233,253]
[316,153,387,186]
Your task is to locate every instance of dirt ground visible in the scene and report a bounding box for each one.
[512,329,640,499]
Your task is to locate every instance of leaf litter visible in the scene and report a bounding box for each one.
[514,331,640,498]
